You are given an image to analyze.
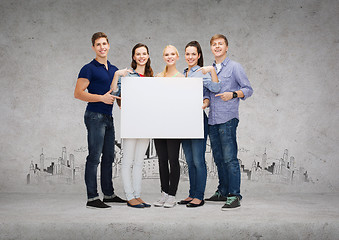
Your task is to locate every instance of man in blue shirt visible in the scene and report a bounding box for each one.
[74,32,126,209]
[204,34,253,210]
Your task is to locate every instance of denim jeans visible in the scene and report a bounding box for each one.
[182,113,208,200]
[209,118,242,199]
[84,110,115,200]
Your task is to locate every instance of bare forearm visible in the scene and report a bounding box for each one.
[111,68,134,91]
[111,73,120,91]
[74,90,103,103]
[74,77,116,104]
[74,78,102,102]
[210,67,218,83]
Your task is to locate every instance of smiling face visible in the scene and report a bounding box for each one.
[185,46,200,68]
[210,38,228,59]
[92,37,110,59]
[163,46,179,66]
[133,46,149,67]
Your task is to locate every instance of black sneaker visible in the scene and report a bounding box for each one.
[221,196,240,210]
[103,195,127,204]
[205,191,228,201]
[86,199,111,209]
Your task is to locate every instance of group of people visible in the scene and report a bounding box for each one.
[74,32,253,211]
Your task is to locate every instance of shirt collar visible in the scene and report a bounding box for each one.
[130,69,141,76]
[213,57,230,67]
[184,65,201,74]
[92,59,111,67]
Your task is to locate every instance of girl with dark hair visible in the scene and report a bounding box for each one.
[130,43,154,77]
[111,43,153,208]
[178,41,220,208]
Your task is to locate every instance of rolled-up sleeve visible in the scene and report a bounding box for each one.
[203,86,211,100]
[202,72,221,93]
[235,63,253,100]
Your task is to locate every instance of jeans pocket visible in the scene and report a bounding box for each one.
[85,111,103,121]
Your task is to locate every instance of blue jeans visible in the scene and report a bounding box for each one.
[209,118,242,199]
[84,110,115,200]
[182,113,208,200]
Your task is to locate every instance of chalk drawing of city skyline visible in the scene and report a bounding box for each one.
[27,138,311,185]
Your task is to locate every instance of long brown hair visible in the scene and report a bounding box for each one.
[185,41,204,67]
[131,43,153,77]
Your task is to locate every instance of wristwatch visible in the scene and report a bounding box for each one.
[232,91,238,99]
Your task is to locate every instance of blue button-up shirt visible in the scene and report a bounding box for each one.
[183,65,221,96]
[204,57,253,125]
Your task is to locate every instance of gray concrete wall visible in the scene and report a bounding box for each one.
[0,0,338,191]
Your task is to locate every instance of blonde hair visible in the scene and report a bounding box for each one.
[158,45,179,77]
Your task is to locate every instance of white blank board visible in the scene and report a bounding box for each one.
[121,77,203,139]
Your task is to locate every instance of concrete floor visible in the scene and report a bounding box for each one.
[1,179,338,240]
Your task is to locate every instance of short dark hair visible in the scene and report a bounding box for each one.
[210,34,228,46]
[91,32,109,46]
[185,41,204,67]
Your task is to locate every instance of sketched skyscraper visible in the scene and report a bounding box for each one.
[57,157,62,174]
[250,160,257,180]
[282,149,288,167]
[290,156,295,170]
[275,159,281,175]
[30,161,35,171]
[40,150,45,172]
[70,154,75,180]
[262,148,267,169]
[62,147,67,165]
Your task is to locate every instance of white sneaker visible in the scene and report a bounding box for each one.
[153,192,168,207]
[163,195,176,208]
